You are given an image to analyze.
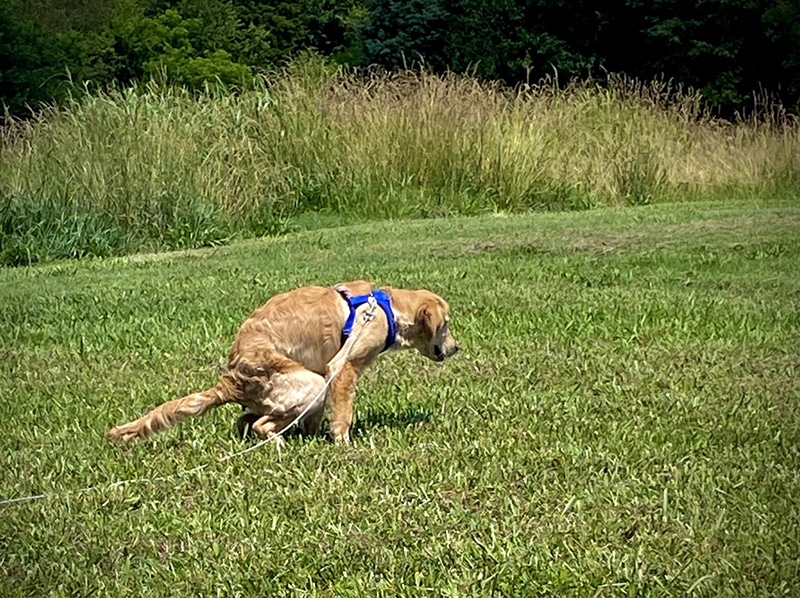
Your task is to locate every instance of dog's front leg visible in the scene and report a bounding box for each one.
[326,305,386,443]
[327,361,360,443]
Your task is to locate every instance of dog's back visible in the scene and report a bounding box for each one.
[230,281,373,376]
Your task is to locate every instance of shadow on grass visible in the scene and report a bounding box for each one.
[351,407,432,438]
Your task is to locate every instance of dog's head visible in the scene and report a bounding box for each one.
[382,288,460,361]
[412,292,459,362]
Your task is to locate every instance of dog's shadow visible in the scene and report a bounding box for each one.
[350,407,432,438]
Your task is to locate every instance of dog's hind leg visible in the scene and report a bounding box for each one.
[106,375,237,443]
[241,368,327,442]
[250,415,281,439]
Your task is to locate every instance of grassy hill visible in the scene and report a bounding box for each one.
[2,69,797,267]
[1,199,797,596]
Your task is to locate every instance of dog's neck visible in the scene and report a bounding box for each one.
[391,314,420,350]
[383,288,424,351]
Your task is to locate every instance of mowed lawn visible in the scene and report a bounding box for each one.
[0,200,797,597]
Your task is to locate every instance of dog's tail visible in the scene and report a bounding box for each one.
[106,374,238,443]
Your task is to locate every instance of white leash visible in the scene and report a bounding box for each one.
[0,297,379,508]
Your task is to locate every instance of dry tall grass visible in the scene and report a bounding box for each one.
[1,61,797,265]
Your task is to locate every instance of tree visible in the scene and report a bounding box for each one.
[359,0,449,71]
[358,0,800,111]
[0,3,93,117]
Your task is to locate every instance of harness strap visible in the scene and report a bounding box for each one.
[339,290,397,352]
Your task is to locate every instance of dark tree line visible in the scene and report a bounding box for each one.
[360,0,799,111]
[2,0,798,119]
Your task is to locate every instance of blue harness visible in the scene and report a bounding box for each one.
[339,290,397,352]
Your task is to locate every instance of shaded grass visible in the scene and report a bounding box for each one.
[1,199,798,596]
[1,61,798,266]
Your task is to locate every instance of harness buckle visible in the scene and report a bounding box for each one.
[363,295,378,323]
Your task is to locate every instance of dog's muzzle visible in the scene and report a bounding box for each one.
[434,345,459,361]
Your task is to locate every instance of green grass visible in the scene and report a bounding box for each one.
[2,63,798,266]
[1,199,798,597]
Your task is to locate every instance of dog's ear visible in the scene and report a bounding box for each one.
[415,301,440,336]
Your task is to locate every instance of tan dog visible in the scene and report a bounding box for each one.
[106,281,458,444]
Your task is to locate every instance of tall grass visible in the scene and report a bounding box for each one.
[2,60,798,266]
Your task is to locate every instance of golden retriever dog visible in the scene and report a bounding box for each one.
[106,281,458,444]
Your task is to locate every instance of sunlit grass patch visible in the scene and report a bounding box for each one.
[1,200,798,596]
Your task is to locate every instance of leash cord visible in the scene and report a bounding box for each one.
[0,297,379,508]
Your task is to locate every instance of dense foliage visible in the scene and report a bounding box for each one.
[0,0,364,118]
[359,0,800,110]
[1,0,798,119]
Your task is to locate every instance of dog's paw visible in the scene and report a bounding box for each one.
[332,430,351,445]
